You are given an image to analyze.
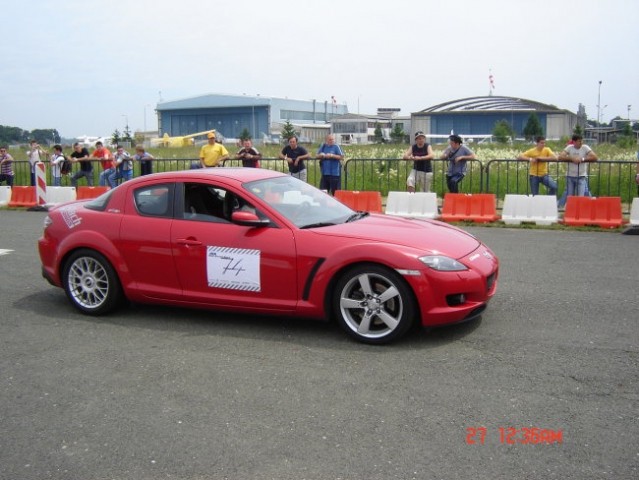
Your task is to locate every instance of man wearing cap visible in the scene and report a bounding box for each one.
[403,131,434,193]
[440,134,476,193]
[199,132,229,168]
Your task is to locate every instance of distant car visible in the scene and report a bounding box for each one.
[38,168,499,344]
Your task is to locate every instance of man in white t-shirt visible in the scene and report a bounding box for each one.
[27,140,46,186]
[557,134,597,207]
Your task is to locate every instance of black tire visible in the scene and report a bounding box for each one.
[62,249,123,315]
[333,264,416,344]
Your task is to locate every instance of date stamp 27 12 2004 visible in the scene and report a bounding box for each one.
[466,427,563,445]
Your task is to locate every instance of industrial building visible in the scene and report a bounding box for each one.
[330,109,411,144]
[156,93,581,146]
[410,96,582,142]
[156,93,348,144]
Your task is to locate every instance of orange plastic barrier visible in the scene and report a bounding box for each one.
[7,186,37,208]
[76,186,110,200]
[334,190,383,213]
[563,196,624,228]
[441,193,499,223]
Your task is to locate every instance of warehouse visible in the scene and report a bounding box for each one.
[410,96,582,142]
[156,93,348,144]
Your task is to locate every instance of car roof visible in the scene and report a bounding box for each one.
[129,167,287,184]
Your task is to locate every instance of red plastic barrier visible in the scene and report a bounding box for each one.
[334,190,383,213]
[441,193,498,223]
[563,196,624,228]
[7,186,37,208]
[76,186,110,200]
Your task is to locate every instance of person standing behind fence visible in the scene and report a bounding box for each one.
[89,141,115,188]
[280,136,310,182]
[27,140,47,186]
[49,145,65,187]
[557,134,597,207]
[235,139,262,168]
[317,134,344,195]
[403,131,434,193]
[70,142,93,187]
[134,145,155,176]
[517,136,558,196]
[441,134,475,193]
[112,145,133,184]
[199,132,229,168]
[0,146,14,186]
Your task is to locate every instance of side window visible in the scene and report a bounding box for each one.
[183,183,229,223]
[134,184,173,217]
[183,182,266,223]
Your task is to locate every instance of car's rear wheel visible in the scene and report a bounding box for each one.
[63,249,123,315]
[333,264,416,344]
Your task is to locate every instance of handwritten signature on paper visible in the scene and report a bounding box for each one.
[222,258,246,276]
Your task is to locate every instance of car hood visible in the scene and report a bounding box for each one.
[312,214,481,258]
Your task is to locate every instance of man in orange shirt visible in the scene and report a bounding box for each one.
[90,141,115,187]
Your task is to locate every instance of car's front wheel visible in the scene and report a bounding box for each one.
[62,249,123,315]
[333,264,416,344]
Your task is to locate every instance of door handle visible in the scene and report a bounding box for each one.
[176,238,202,246]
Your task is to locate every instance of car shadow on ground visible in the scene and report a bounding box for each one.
[16,289,483,350]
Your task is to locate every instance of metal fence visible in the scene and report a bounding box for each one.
[4,158,637,213]
[484,159,638,209]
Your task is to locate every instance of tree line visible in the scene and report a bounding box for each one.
[0,125,61,145]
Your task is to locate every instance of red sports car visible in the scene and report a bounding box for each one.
[38,168,498,344]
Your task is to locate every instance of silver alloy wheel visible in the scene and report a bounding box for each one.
[67,255,110,310]
[339,271,404,341]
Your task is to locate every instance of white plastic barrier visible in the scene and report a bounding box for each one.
[385,191,439,219]
[630,197,639,226]
[0,186,11,207]
[46,186,77,206]
[502,194,558,225]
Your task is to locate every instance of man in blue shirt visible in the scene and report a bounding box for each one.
[316,134,345,195]
[441,134,476,193]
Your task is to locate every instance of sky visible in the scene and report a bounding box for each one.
[1,0,638,139]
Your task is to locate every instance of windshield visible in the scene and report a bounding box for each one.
[244,176,355,228]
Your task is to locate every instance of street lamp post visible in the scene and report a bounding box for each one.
[596,81,604,143]
[144,104,152,132]
[122,114,129,144]
[597,81,602,123]
[628,105,631,121]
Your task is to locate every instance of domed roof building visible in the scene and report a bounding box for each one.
[411,96,582,142]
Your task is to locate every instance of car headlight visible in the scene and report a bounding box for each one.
[419,255,468,271]
[43,215,53,229]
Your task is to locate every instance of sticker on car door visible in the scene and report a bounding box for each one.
[206,246,261,292]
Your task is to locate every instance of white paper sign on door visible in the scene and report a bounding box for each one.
[206,246,261,292]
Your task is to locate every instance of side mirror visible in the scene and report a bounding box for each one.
[231,210,271,227]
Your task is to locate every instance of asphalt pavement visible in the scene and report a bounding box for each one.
[0,209,638,480]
